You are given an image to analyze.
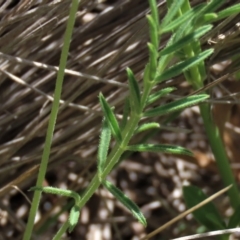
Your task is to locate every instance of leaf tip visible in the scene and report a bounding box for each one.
[68,205,80,233]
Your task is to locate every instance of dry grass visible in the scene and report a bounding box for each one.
[1,0,240,239]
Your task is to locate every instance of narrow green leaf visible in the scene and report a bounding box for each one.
[155,49,214,82]
[135,122,160,134]
[203,13,218,22]
[148,0,159,30]
[144,94,209,117]
[158,16,193,74]
[228,205,240,228]
[201,0,225,13]
[146,15,159,50]
[99,93,122,142]
[183,185,226,230]
[159,25,213,57]
[161,3,206,33]
[98,118,111,176]
[147,87,176,105]
[170,13,196,43]
[194,0,225,25]
[217,3,240,20]
[68,205,80,233]
[148,43,158,80]
[143,63,150,88]
[157,30,182,74]
[29,186,80,203]
[120,98,130,130]
[103,180,147,227]
[161,0,185,28]
[127,143,193,156]
[195,13,218,25]
[126,68,141,114]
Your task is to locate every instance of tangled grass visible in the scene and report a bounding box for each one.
[1,0,240,239]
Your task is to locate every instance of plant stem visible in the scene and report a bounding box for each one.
[23,1,80,239]
[68,113,140,223]
[53,110,142,238]
[78,95,148,206]
[200,104,240,209]
[53,222,69,240]
[176,0,240,210]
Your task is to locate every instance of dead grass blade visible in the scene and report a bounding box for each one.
[171,228,240,240]
[140,185,232,240]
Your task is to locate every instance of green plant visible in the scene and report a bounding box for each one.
[165,0,240,238]
[23,0,81,239]
[23,0,240,239]
[167,0,240,208]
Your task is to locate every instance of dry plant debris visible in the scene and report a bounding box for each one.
[0,0,240,239]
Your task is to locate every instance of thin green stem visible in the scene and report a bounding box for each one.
[176,1,203,89]
[53,222,70,240]
[76,99,142,211]
[23,1,80,239]
[200,104,240,209]
[183,45,203,88]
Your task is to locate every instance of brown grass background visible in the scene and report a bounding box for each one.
[1,0,240,239]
